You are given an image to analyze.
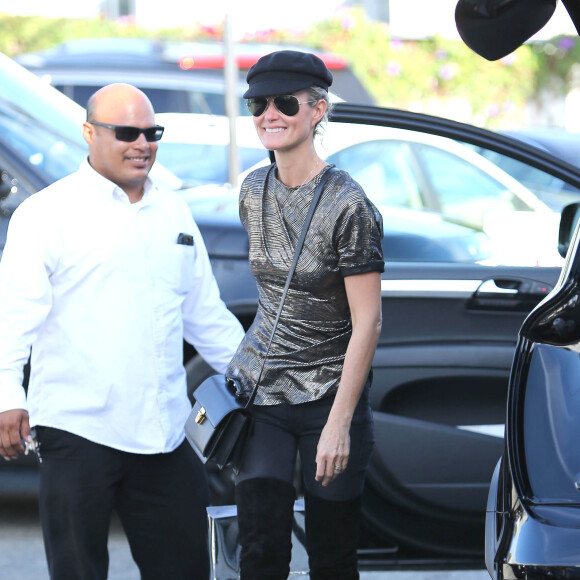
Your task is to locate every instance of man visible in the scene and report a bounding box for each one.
[0,83,245,579]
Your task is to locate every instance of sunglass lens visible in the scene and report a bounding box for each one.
[114,126,164,142]
[144,126,164,141]
[115,127,140,142]
[247,98,267,117]
[274,95,300,116]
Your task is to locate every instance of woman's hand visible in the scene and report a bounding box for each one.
[315,417,351,487]
[314,271,381,488]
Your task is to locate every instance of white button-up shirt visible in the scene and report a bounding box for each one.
[0,160,244,453]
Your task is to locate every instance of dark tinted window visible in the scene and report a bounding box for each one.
[55,83,248,116]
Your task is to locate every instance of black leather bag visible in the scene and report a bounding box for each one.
[184,375,250,470]
[184,166,336,472]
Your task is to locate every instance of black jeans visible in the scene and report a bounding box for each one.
[36,427,210,580]
[235,383,375,500]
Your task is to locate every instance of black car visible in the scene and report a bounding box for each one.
[484,203,580,578]
[4,48,580,564]
[455,0,580,576]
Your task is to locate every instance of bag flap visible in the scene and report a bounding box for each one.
[192,374,245,427]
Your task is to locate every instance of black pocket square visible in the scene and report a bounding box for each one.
[177,233,194,246]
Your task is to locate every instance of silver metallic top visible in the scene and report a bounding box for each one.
[226,164,384,405]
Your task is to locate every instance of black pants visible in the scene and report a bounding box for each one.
[235,384,374,579]
[235,383,375,500]
[36,427,210,580]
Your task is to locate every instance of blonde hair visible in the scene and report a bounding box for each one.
[307,86,333,139]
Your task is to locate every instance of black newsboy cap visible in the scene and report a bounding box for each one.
[244,50,333,99]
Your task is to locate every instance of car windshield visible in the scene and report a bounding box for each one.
[0,53,87,184]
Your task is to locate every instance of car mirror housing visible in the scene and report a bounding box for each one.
[455,0,557,61]
[558,202,580,258]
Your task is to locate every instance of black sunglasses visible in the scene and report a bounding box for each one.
[246,95,318,117]
[89,121,164,142]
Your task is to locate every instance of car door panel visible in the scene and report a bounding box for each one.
[370,412,504,512]
[362,262,560,555]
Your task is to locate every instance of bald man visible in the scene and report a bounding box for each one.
[0,84,244,579]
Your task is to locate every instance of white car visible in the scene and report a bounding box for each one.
[183,116,562,266]
[316,121,562,266]
[155,113,266,189]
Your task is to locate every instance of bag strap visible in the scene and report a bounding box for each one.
[245,164,337,408]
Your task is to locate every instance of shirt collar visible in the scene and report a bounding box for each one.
[79,157,157,206]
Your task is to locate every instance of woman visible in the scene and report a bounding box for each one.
[226,50,384,580]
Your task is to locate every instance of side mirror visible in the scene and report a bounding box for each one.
[455,0,557,61]
[558,202,580,258]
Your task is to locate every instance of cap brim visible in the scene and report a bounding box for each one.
[243,79,319,99]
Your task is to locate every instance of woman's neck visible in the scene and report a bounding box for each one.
[275,147,324,188]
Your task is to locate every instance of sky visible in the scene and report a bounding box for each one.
[0,0,576,40]
[0,0,347,35]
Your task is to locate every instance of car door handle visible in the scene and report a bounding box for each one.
[469,278,521,311]
[469,278,552,312]
[476,279,518,295]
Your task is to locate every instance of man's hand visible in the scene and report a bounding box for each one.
[0,409,30,460]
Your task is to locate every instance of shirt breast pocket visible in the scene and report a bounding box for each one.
[159,244,196,296]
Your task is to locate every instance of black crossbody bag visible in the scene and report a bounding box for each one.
[184,166,336,472]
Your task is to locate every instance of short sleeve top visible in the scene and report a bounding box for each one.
[226,164,384,405]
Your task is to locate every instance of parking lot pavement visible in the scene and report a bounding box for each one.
[0,501,489,579]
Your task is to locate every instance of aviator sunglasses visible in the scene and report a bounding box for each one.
[246,95,318,117]
[89,121,165,142]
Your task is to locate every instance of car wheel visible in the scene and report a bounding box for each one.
[185,355,236,506]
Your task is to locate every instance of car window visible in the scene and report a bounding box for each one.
[0,107,83,185]
[416,143,532,227]
[321,122,566,267]
[480,148,580,212]
[54,82,249,116]
[327,141,424,210]
[0,57,87,185]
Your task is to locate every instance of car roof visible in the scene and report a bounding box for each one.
[29,67,228,88]
[16,38,373,106]
[16,38,348,71]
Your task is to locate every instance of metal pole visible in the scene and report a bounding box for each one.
[224,12,241,186]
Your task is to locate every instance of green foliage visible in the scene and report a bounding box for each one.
[0,9,577,128]
[531,35,580,93]
[0,14,124,56]
[305,8,540,128]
